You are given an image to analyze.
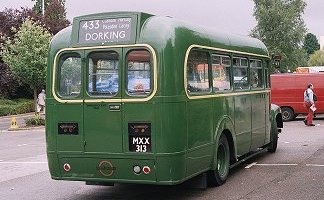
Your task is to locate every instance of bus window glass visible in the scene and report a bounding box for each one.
[265,62,270,88]
[58,54,81,97]
[126,50,152,96]
[233,57,248,90]
[241,58,248,67]
[233,57,240,67]
[250,59,263,89]
[187,51,210,93]
[87,51,119,96]
[222,56,231,66]
[212,55,231,92]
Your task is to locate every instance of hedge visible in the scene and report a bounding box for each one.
[0,99,34,116]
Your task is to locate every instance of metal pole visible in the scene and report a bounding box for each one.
[42,0,45,15]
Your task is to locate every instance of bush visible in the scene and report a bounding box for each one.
[0,98,34,116]
[25,115,45,126]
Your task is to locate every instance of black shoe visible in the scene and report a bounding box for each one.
[303,120,307,125]
[307,124,315,126]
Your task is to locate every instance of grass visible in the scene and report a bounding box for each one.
[0,98,34,116]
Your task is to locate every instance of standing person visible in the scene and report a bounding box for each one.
[303,84,316,126]
[37,89,46,114]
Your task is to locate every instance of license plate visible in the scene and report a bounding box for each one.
[58,123,78,135]
[129,136,151,152]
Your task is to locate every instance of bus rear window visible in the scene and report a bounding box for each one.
[126,50,152,96]
[87,51,119,96]
[58,54,81,97]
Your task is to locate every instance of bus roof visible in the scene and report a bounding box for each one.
[50,12,268,57]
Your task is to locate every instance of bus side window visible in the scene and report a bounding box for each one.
[212,55,231,92]
[58,54,81,97]
[187,50,210,94]
[250,59,263,89]
[126,50,152,96]
[233,57,249,90]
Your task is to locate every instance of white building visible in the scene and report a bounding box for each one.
[321,36,324,50]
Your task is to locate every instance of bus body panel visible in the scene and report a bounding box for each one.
[55,104,84,152]
[234,94,252,155]
[83,102,124,153]
[271,73,324,115]
[251,92,267,149]
[186,99,214,176]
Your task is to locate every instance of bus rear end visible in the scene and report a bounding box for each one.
[46,12,187,185]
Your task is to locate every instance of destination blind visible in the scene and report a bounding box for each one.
[78,17,132,44]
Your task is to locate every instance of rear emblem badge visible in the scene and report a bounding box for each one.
[97,160,116,177]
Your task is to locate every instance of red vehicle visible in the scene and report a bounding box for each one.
[271,73,324,121]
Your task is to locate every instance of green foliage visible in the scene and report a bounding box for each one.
[32,0,50,14]
[308,50,324,66]
[0,19,52,91]
[303,33,320,57]
[0,4,69,99]
[43,0,70,35]
[32,0,65,15]
[251,0,307,72]
[25,114,45,126]
[0,8,41,98]
[0,98,34,116]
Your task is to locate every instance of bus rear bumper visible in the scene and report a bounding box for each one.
[47,152,187,185]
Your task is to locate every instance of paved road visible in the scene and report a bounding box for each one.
[0,118,323,200]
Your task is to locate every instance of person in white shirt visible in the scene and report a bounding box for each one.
[303,84,315,126]
[37,89,46,114]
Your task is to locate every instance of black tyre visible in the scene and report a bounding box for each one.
[281,107,294,122]
[268,122,278,153]
[207,134,230,186]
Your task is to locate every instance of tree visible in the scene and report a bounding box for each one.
[303,33,320,57]
[32,0,66,15]
[0,8,41,98]
[308,50,324,66]
[43,0,70,35]
[31,0,70,35]
[0,19,52,113]
[251,0,307,72]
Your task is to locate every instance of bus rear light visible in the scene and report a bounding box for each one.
[133,165,141,174]
[143,166,151,174]
[63,163,71,172]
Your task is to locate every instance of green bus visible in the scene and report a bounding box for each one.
[46,12,283,186]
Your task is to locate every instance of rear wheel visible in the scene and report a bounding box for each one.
[281,107,294,121]
[268,122,278,153]
[207,134,230,186]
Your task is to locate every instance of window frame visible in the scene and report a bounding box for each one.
[249,58,264,90]
[186,49,212,95]
[233,57,249,91]
[86,50,120,97]
[57,52,82,98]
[125,48,153,97]
[211,54,232,93]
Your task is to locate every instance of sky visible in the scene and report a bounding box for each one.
[1,0,323,39]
